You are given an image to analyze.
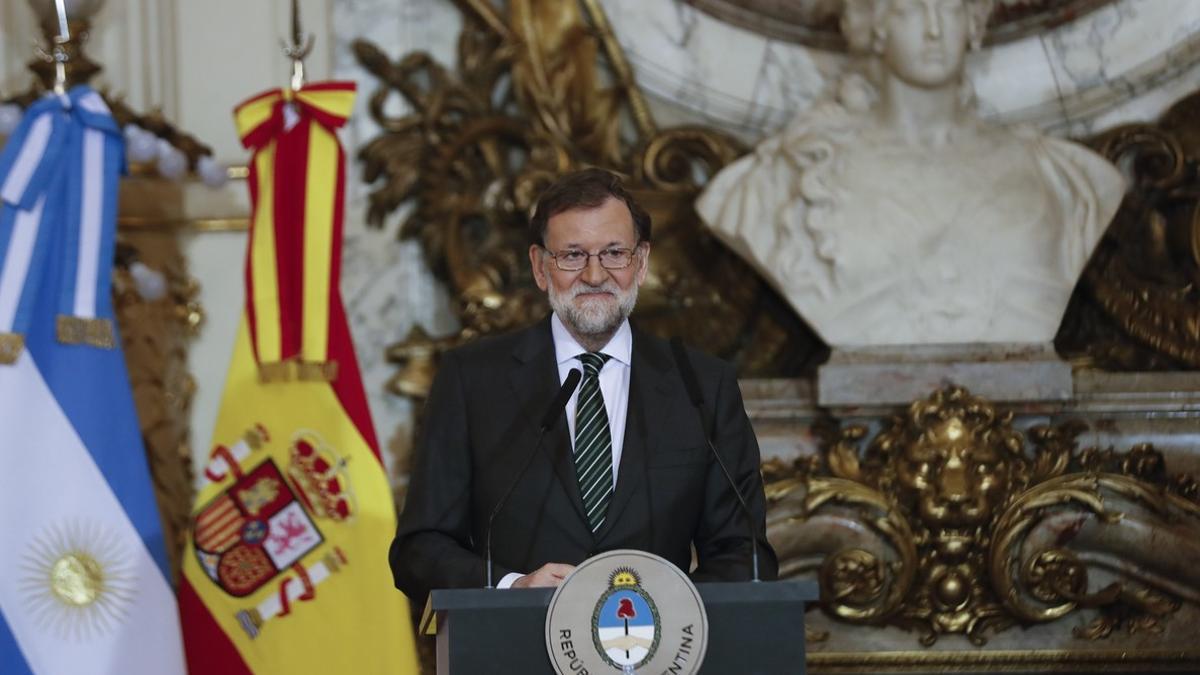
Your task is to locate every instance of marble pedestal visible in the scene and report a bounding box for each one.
[817,343,1073,408]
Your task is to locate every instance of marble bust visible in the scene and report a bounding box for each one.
[696,0,1125,348]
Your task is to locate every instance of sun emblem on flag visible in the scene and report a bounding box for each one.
[591,566,661,670]
[19,520,136,641]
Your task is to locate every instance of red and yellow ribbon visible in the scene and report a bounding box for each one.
[235,82,356,381]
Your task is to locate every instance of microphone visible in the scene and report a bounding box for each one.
[485,368,582,588]
[669,337,762,582]
[541,368,582,431]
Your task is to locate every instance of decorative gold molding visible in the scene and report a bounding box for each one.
[766,386,1200,650]
[1057,92,1200,370]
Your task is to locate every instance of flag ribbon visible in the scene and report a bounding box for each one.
[0,86,122,365]
[234,82,356,382]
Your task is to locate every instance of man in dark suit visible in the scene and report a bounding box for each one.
[390,168,777,604]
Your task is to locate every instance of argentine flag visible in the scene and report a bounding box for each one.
[0,87,185,674]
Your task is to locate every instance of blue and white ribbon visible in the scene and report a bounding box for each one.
[0,86,124,364]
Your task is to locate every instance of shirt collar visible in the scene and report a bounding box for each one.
[550,313,632,367]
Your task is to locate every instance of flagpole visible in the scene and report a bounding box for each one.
[282,0,314,91]
[51,0,71,94]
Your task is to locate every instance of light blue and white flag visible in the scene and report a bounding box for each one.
[0,86,185,675]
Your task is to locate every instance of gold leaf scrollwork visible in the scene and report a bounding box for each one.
[822,548,887,607]
[1024,549,1098,606]
[769,386,1198,647]
[1058,92,1200,371]
[805,476,918,625]
[826,427,866,483]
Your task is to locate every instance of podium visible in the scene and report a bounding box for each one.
[425,580,818,674]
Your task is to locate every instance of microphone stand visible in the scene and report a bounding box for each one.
[669,337,761,582]
[485,369,581,588]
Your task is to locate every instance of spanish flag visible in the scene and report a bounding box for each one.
[179,82,418,674]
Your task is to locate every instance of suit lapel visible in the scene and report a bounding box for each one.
[508,317,591,528]
[595,325,671,542]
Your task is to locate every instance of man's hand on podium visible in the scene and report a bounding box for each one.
[511,563,576,588]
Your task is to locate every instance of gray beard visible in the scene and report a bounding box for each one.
[547,276,638,348]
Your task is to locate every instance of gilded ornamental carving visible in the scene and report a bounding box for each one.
[764,386,1200,647]
[1057,91,1200,370]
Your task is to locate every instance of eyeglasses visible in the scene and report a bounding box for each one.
[543,245,640,271]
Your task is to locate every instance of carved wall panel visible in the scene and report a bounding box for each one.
[762,386,1200,671]
[734,369,1200,673]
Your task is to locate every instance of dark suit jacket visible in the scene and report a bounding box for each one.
[389,317,777,604]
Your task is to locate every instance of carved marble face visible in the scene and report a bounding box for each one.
[879,0,971,88]
[896,417,1011,533]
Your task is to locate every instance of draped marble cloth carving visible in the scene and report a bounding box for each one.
[698,96,1124,346]
[178,82,418,675]
[696,0,1126,347]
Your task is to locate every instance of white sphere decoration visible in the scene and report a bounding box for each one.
[124,124,158,163]
[196,155,227,188]
[128,261,167,301]
[155,138,188,180]
[0,104,23,136]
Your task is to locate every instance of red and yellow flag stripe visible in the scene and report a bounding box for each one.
[236,82,357,382]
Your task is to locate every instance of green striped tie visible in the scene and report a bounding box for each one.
[574,352,613,532]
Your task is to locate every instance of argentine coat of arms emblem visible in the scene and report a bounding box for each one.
[546,550,708,675]
[592,568,661,669]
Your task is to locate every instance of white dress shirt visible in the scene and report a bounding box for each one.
[498,313,633,588]
[551,312,632,484]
